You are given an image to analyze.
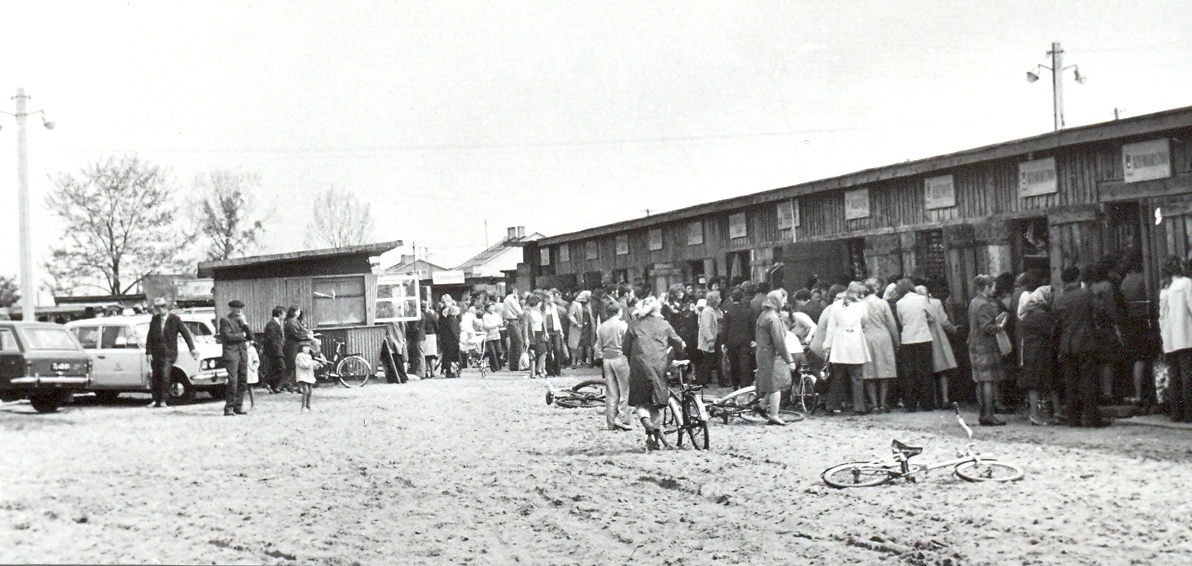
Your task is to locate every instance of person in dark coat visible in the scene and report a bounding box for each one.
[219,300,253,416]
[145,297,197,408]
[407,311,425,377]
[625,297,685,451]
[755,290,798,425]
[968,275,1008,426]
[439,305,462,378]
[1054,266,1110,427]
[722,287,755,390]
[1017,286,1060,425]
[282,306,311,393]
[262,306,286,393]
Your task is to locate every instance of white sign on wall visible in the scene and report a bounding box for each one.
[615,234,629,255]
[729,213,747,239]
[1123,139,1172,183]
[687,221,703,245]
[431,270,466,285]
[924,174,956,209]
[777,200,800,230]
[1018,157,1058,198]
[539,247,550,266]
[844,189,870,220]
[648,228,663,251]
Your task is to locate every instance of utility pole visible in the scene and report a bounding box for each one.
[15,89,32,322]
[1049,42,1064,131]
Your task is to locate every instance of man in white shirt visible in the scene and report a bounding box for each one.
[503,289,525,371]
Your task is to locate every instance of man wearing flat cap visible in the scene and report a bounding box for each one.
[145,297,198,408]
[219,300,253,416]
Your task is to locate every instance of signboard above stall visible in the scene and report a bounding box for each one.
[844,189,870,220]
[1019,157,1058,198]
[924,174,956,209]
[1123,138,1172,183]
[431,270,466,285]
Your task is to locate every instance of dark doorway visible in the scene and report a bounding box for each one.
[847,238,867,281]
[915,229,947,293]
[1012,217,1050,274]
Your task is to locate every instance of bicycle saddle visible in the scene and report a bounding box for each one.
[891,439,923,458]
[671,360,691,368]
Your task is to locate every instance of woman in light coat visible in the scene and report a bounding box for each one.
[1159,256,1192,422]
[824,282,872,415]
[922,286,957,406]
[861,278,901,413]
[755,290,799,425]
[697,291,722,385]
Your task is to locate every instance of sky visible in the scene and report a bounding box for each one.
[0,1,1189,301]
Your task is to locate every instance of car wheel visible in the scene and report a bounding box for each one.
[95,391,120,403]
[167,372,195,405]
[29,394,61,413]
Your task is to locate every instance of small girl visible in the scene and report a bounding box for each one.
[294,341,322,412]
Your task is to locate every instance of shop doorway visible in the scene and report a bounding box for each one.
[915,229,947,292]
[727,251,751,286]
[847,238,867,281]
[1012,217,1050,274]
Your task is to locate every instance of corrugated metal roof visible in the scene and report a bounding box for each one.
[538,104,1192,245]
[197,240,403,277]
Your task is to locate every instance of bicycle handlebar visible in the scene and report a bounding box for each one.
[953,402,974,440]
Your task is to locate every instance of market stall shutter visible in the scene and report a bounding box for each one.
[1048,206,1102,288]
[780,240,848,291]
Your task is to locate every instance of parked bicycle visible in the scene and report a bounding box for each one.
[702,363,818,424]
[659,359,710,449]
[821,402,1024,488]
[311,334,374,388]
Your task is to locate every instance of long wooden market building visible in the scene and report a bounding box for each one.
[523,105,1192,306]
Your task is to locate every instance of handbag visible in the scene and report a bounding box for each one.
[995,329,1013,356]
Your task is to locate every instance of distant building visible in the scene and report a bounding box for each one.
[384,254,444,280]
[455,226,542,279]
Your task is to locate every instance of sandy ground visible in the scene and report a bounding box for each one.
[3,368,1192,566]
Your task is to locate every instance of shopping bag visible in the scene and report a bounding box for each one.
[995,330,1013,356]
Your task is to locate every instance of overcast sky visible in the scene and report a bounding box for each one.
[0,1,1189,298]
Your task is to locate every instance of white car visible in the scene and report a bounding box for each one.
[65,314,229,404]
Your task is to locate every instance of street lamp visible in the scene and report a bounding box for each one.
[0,88,55,322]
[1026,42,1086,131]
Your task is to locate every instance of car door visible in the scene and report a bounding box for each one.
[72,324,119,388]
[0,327,24,385]
[100,325,148,389]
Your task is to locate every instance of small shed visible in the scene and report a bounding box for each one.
[197,241,404,370]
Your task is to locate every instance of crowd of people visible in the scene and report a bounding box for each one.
[205,246,1192,437]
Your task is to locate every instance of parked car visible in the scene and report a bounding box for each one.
[0,321,92,413]
[66,314,228,404]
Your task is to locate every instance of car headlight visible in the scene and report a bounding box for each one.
[201,359,214,371]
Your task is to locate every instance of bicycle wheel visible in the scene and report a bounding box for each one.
[683,397,710,449]
[792,375,819,415]
[662,396,684,437]
[953,460,1024,482]
[821,461,897,488]
[717,387,763,424]
[336,356,372,387]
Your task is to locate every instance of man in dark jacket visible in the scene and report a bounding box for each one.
[1053,266,1109,427]
[722,286,756,390]
[145,297,198,408]
[219,300,252,416]
[262,306,286,393]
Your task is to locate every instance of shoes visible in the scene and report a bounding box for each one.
[645,433,659,451]
[979,416,1006,426]
[1028,417,1051,426]
[851,408,870,416]
[765,414,787,426]
[149,402,164,409]
[224,410,236,416]
[301,407,311,413]
[234,408,248,415]
[613,422,633,432]
[879,406,891,414]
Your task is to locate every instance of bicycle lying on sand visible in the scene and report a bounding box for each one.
[702,363,821,424]
[821,402,1024,488]
[545,378,606,408]
[311,334,374,388]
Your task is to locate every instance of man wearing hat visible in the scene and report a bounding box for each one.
[145,297,198,408]
[219,300,253,416]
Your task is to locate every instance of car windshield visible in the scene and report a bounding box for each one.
[20,327,80,350]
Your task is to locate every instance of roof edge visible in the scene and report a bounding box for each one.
[197,240,403,277]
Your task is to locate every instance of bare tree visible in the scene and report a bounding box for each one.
[304,186,375,249]
[0,275,18,308]
[44,156,190,296]
[193,169,267,261]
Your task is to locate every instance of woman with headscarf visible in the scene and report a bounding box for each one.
[861,278,901,413]
[1018,285,1059,425]
[624,296,685,450]
[823,282,872,415]
[755,289,800,425]
[969,274,1009,425]
[696,291,722,385]
[921,285,957,407]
